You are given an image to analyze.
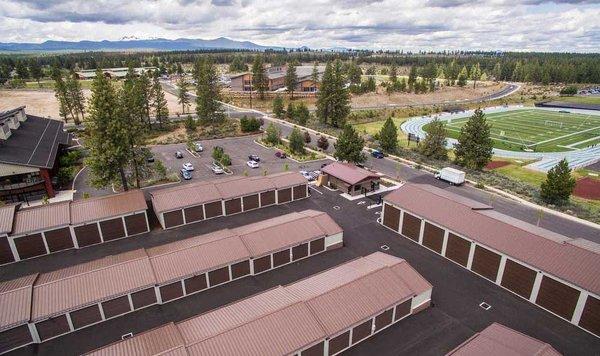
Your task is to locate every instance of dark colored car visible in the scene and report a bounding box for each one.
[248,155,260,162]
[180,169,192,180]
[275,151,287,159]
[146,156,155,163]
[371,150,384,159]
[175,151,184,159]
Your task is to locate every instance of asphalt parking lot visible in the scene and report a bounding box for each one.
[4,186,599,356]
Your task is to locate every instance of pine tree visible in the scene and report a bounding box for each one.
[195,58,225,128]
[286,102,295,121]
[120,67,147,188]
[66,71,85,125]
[251,55,268,100]
[29,61,43,85]
[454,109,493,170]
[378,117,398,153]
[273,96,285,119]
[311,63,319,85]
[53,72,72,123]
[265,123,281,145]
[284,62,298,99]
[419,118,448,160]
[176,77,190,114]
[407,66,417,91]
[288,127,305,154]
[136,72,153,127]
[389,64,397,83]
[457,66,468,87]
[334,124,366,164]
[153,75,169,128]
[295,102,310,126]
[540,159,576,205]
[470,63,482,88]
[316,60,350,128]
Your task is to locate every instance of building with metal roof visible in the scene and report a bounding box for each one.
[321,162,381,196]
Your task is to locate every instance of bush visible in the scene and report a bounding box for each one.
[59,150,83,167]
[264,123,281,145]
[559,86,577,96]
[240,115,261,132]
[303,131,312,143]
[288,127,305,155]
[154,160,167,180]
[184,115,197,132]
[295,102,310,126]
[317,135,329,150]
[56,166,74,186]
[212,146,231,166]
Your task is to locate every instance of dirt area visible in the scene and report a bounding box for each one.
[0,89,189,120]
[573,177,600,200]
[485,161,511,170]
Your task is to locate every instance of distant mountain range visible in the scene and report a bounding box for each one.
[0,37,283,52]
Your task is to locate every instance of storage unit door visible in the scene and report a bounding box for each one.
[351,319,372,344]
[44,227,74,253]
[231,260,250,279]
[444,233,471,267]
[0,235,15,264]
[374,308,394,331]
[293,184,307,200]
[309,238,325,255]
[204,201,223,219]
[500,259,537,299]
[242,194,259,211]
[292,243,309,261]
[160,282,184,302]
[99,218,126,241]
[74,224,102,247]
[131,288,157,309]
[260,190,276,206]
[124,213,148,235]
[253,255,272,274]
[382,204,400,231]
[163,210,184,228]
[184,274,207,295]
[273,249,291,267]
[579,295,600,337]
[401,213,421,241]
[328,331,350,355]
[535,276,580,320]
[36,315,70,341]
[0,325,33,353]
[102,296,131,319]
[422,222,444,254]
[277,188,292,203]
[184,206,204,224]
[301,341,324,356]
[208,267,230,286]
[470,245,501,282]
[394,299,412,321]
[70,304,102,329]
[14,234,46,259]
[225,198,242,215]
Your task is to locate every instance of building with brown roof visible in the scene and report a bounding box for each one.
[381,183,600,338]
[229,65,325,92]
[447,323,561,356]
[321,162,381,196]
[86,252,432,356]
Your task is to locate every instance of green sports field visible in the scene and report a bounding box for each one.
[434,109,600,152]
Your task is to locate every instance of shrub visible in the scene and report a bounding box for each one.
[559,86,577,96]
[154,160,167,180]
[59,150,83,167]
[240,116,261,132]
[265,123,281,145]
[317,135,329,150]
[303,131,312,143]
[56,166,74,185]
[288,127,305,154]
[184,115,197,132]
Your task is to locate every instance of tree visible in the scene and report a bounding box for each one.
[303,131,312,143]
[284,62,298,99]
[136,72,153,126]
[454,109,493,170]
[407,66,417,91]
[15,61,28,79]
[317,135,330,150]
[316,60,350,128]
[540,159,576,205]
[264,123,281,145]
[378,117,398,153]
[184,115,197,132]
[229,55,247,72]
[334,124,366,164]
[389,63,397,83]
[251,55,268,99]
[288,127,305,155]
[286,102,295,121]
[176,77,191,114]
[470,63,482,88]
[53,72,72,123]
[295,101,310,126]
[195,58,225,129]
[457,66,468,87]
[273,96,285,118]
[347,61,362,85]
[66,71,85,124]
[419,118,448,160]
[30,61,43,85]
[311,63,320,84]
[153,75,169,128]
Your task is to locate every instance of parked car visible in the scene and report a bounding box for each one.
[435,167,465,185]
[182,162,194,171]
[247,160,259,169]
[309,171,320,180]
[211,162,224,174]
[275,151,287,159]
[175,151,184,159]
[371,149,384,159]
[194,142,203,152]
[248,154,260,162]
[300,170,315,181]
[146,155,155,163]
[180,169,192,180]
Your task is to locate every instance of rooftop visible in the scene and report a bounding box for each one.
[321,162,380,185]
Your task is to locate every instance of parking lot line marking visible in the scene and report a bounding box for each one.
[479,302,492,310]
[309,186,323,195]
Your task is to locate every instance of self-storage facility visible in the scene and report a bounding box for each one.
[86,252,432,356]
[150,172,308,229]
[0,210,342,354]
[381,183,600,338]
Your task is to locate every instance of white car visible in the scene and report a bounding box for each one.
[300,170,315,181]
[247,160,259,169]
[211,163,224,174]
[194,142,203,152]
[182,162,194,171]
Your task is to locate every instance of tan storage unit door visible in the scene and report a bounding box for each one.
[382,204,400,231]
[422,222,444,254]
[74,224,102,247]
[70,304,102,329]
[101,296,131,319]
[535,276,580,320]
[253,255,272,274]
[328,331,350,356]
[444,233,471,267]
[14,234,46,259]
[260,190,276,206]
[99,218,126,241]
[0,235,15,264]
[225,198,242,215]
[351,319,372,344]
[293,184,307,199]
[204,201,223,219]
[36,315,70,341]
[292,243,309,261]
[231,260,250,279]
[242,194,259,211]
[208,267,230,286]
[44,227,73,253]
[401,213,421,241]
[0,325,33,354]
[394,299,412,321]
[273,249,291,267]
[160,282,184,302]
[278,188,292,203]
[124,213,148,235]
[184,205,204,223]
[301,341,324,356]
[471,245,501,282]
[131,288,157,309]
[579,295,600,337]
[163,210,184,228]
[310,238,325,255]
[374,308,394,331]
[500,259,537,299]
[184,274,207,294]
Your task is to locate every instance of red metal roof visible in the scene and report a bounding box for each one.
[447,323,561,356]
[11,201,70,235]
[385,183,600,296]
[86,323,186,356]
[322,162,380,185]
[70,190,147,225]
[0,204,17,235]
[0,274,37,331]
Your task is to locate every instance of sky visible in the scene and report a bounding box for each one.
[0,0,599,52]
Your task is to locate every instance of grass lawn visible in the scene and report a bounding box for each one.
[427,109,600,152]
[554,96,600,105]
[353,117,410,146]
[25,79,97,90]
